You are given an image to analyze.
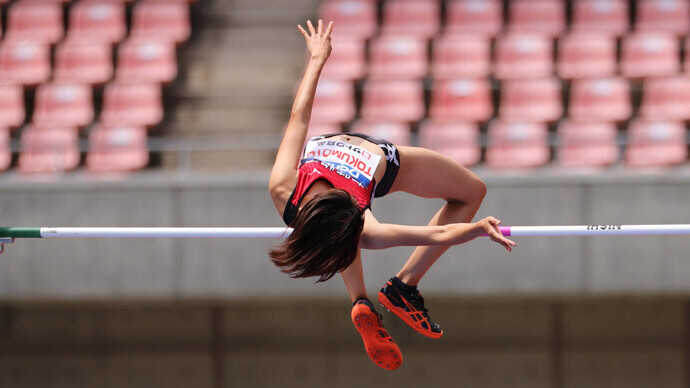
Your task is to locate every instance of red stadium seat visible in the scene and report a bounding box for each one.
[445,0,502,37]
[486,121,550,169]
[116,39,177,84]
[349,121,411,146]
[429,79,492,122]
[0,127,10,171]
[33,83,94,128]
[101,82,163,127]
[569,78,631,122]
[381,0,440,39]
[640,76,690,121]
[0,40,51,86]
[319,0,377,40]
[557,33,617,79]
[86,124,149,173]
[0,83,25,130]
[557,120,619,168]
[571,0,629,37]
[508,0,566,37]
[68,0,127,44]
[18,126,80,174]
[499,78,562,123]
[621,33,680,78]
[310,79,356,125]
[321,37,366,81]
[626,119,687,167]
[6,1,63,44]
[360,80,425,123]
[494,34,553,80]
[306,123,342,140]
[131,1,191,44]
[54,40,113,85]
[431,34,491,79]
[369,36,428,80]
[418,120,481,166]
[636,0,689,36]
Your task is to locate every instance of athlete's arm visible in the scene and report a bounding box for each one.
[269,20,334,212]
[360,211,516,251]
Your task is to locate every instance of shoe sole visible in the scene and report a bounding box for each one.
[351,304,403,370]
[378,292,443,339]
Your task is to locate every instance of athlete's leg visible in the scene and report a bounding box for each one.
[340,249,367,303]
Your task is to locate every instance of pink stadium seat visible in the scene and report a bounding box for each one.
[494,34,553,80]
[486,121,550,169]
[68,0,127,44]
[626,119,687,167]
[33,83,94,129]
[306,123,341,140]
[557,120,619,168]
[621,33,680,78]
[0,84,25,130]
[131,1,191,44]
[319,0,377,40]
[640,76,690,121]
[86,124,149,173]
[431,34,491,79]
[418,120,481,166]
[321,37,366,81]
[6,1,63,44]
[54,40,113,85]
[571,0,629,37]
[310,79,356,125]
[360,80,425,123]
[369,36,428,80]
[636,0,689,36]
[445,0,502,37]
[116,39,177,84]
[685,39,690,74]
[0,40,51,86]
[18,126,80,174]
[101,82,163,127]
[499,78,562,123]
[508,0,566,37]
[381,0,440,39]
[0,127,10,171]
[349,121,411,146]
[429,79,492,122]
[557,33,617,79]
[569,78,631,122]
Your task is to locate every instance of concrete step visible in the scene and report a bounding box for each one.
[173,102,288,136]
[201,0,320,25]
[161,148,276,171]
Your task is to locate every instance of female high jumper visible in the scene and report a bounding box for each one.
[268,20,516,370]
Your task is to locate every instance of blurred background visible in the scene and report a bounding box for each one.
[1,0,690,387]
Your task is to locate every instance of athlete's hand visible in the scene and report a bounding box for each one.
[298,19,334,62]
[477,217,516,252]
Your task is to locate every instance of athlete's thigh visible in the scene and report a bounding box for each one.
[389,146,484,201]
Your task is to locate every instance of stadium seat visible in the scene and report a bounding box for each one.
[101,82,164,127]
[54,40,113,85]
[557,120,619,168]
[116,39,177,84]
[431,34,491,79]
[429,79,492,122]
[310,79,356,125]
[319,0,377,40]
[0,127,10,171]
[626,119,687,167]
[86,124,149,173]
[381,0,440,39]
[369,36,428,80]
[306,123,341,140]
[569,78,632,122]
[0,83,25,130]
[499,78,562,123]
[0,40,51,86]
[640,76,690,121]
[445,0,502,37]
[571,0,629,37]
[6,1,63,44]
[349,121,411,146]
[636,0,689,36]
[67,0,127,44]
[508,0,566,37]
[486,121,551,169]
[33,83,94,129]
[621,33,680,78]
[18,126,80,174]
[418,120,481,166]
[557,33,617,79]
[494,34,553,80]
[360,80,425,123]
[321,37,366,81]
[131,1,191,44]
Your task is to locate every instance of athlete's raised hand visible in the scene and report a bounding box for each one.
[477,217,516,252]
[298,19,334,61]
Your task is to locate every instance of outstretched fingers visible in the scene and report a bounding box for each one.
[486,217,516,252]
[307,20,316,35]
[325,21,334,38]
[297,24,309,39]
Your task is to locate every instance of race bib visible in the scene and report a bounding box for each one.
[302,139,382,188]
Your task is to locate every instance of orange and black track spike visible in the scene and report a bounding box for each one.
[351,300,402,370]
